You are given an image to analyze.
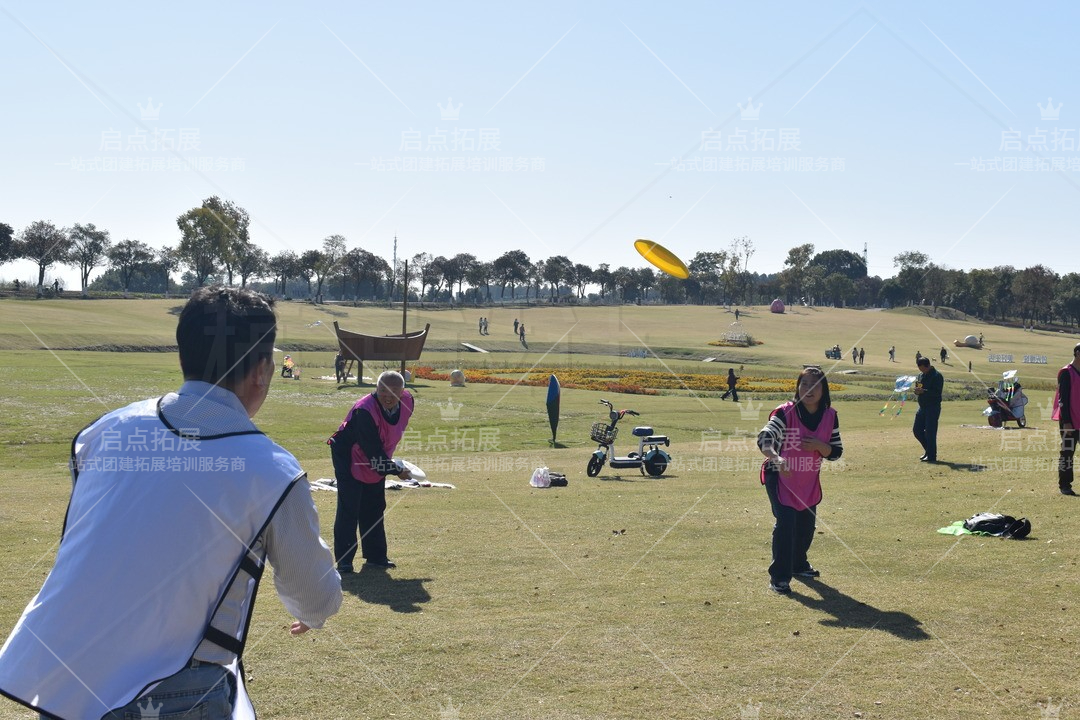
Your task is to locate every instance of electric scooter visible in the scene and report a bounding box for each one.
[586,399,672,477]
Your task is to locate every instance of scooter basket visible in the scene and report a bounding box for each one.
[590,423,618,444]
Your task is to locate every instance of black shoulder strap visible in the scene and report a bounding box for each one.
[198,475,301,658]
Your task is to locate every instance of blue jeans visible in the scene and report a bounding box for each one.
[98,661,233,720]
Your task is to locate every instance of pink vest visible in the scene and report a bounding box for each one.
[773,401,836,511]
[1052,364,1080,426]
[338,391,414,484]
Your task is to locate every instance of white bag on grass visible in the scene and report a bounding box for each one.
[530,467,551,488]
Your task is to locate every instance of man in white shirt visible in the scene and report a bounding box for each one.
[0,286,342,720]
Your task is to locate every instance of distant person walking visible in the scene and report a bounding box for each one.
[1053,342,1080,495]
[851,347,858,363]
[513,318,519,335]
[859,348,865,365]
[915,350,922,363]
[519,323,526,344]
[888,345,896,362]
[940,346,948,364]
[912,357,943,463]
[720,368,739,401]
[734,308,740,322]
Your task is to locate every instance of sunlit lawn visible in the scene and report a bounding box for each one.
[0,301,1078,719]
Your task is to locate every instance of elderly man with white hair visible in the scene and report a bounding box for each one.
[328,370,415,571]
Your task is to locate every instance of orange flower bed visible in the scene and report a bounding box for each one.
[410,367,843,395]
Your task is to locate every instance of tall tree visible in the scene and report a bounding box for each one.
[410,252,434,300]
[810,249,866,281]
[235,242,269,288]
[158,246,179,296]
[424,256,448,300]
[688,251,725,304]
[19,221,71,292]
[298,249,323,299]
[1012,265,1057,324]
[542,255,572,298]
[466,260,493,302]
[0,222,14,266]
[572,263,593,298]
[107,239,154,295]
[202,197,250,286]
[67,223,112,296]
[176,207,225,286]
[449,253,478,297]
[593,264,614,301]
[892,251,931,305]
[493,250,530,299]
[781,243,814,303]
[268,251,298,296]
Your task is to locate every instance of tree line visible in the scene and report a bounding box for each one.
[1,200,1077,327]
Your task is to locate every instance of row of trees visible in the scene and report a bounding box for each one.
[2,201,1078,326]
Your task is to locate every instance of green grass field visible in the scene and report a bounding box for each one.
[1,299,1078,719]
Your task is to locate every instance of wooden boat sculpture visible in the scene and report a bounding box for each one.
[334,321,430,384]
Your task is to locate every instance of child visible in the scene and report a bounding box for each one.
[757,366,844,594]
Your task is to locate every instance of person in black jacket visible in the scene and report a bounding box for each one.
[912,357,944,462]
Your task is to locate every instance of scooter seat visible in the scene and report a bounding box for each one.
[632,426,654,437]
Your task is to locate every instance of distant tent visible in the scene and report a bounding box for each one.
[770,298,785,314]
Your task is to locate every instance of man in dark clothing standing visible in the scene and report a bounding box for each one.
[1055,343,1080,495]
[912,357,943,462]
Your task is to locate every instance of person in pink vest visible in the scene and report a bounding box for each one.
[1053,343,1080,495]
[757,366,844,594]
[329,370,414,571]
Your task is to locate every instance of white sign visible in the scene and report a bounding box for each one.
[988,354,1014,363]
[1023,355,1048,364]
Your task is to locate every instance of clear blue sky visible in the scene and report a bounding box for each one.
[3,0,1077,288]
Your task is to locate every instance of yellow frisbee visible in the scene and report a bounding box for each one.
[634,239,689,279]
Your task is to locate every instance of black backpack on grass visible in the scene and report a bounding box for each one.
[963,512,1031,539]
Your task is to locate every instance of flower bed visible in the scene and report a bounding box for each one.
[411,366,844,395]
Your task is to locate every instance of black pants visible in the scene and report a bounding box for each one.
[764,471,817,583]
[720,387,739,402]
[913,405,941,461]
[1060,427,1079,490]
[333,468,388,568]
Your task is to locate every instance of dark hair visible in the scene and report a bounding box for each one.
[917,357,931,368]
[176,286,277,388]
[794,366,831,408]
[1073,343,1080,355]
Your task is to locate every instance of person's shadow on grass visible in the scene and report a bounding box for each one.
[790,578,929,641]
[342,565,432,613]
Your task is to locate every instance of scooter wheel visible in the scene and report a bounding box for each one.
[587,456,603,477]
[644,456,668,477]
[1017,416,1026,428]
